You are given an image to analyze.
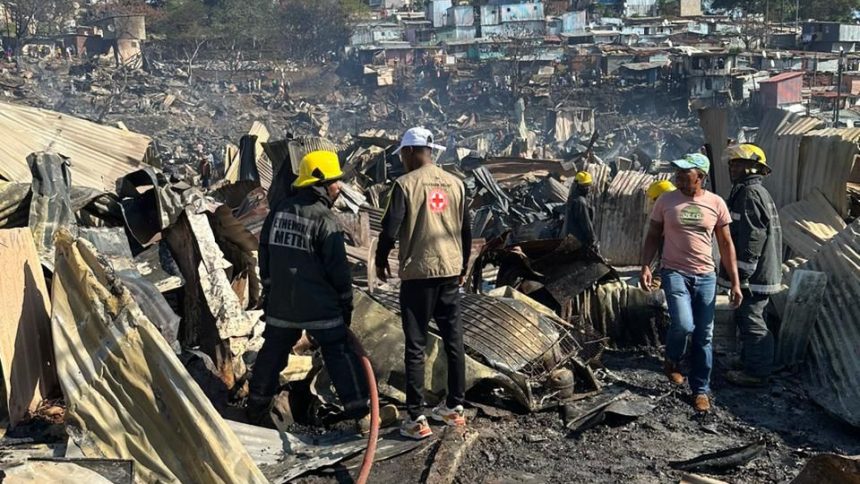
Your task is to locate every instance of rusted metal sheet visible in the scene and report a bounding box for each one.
[595,170,655,266]
[797,128,860,217]
[0,101,152,192]
[50,229,266,483]
[164,208,256,388]
[796,218,860,427]
[779,190,846,259]
[0,228,60,427]
[755,110,824,209]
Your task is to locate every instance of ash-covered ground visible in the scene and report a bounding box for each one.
[295,351,859,484]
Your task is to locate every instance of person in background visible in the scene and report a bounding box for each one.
[719,144,782,387]
[641,180,677,289]
[249,150,395,431]
[564,171,597,251]
[640,153,742,413]
[375,127,471,440]
[196,143,212,189]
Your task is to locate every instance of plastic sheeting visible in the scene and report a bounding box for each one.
[50,229,266,483]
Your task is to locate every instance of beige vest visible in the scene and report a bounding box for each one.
[395,164,465,280]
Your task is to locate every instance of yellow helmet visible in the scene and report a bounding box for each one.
[574,171,593,186]
[293,150,343,188]
[646,180,676,202]
[726,143,770,174]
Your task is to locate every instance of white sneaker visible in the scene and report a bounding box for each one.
[400,415,433,440]
[430,403,466,427]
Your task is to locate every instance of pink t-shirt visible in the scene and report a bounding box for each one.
[650,189,731,275]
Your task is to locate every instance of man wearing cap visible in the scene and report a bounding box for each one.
[248,150,370,427]
[375,127,472,439]
[564,171,597,250]
[719,144,782,387]
[640,153,743,413]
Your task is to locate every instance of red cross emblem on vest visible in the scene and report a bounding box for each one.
[428,188,448,213]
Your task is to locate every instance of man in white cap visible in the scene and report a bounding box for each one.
[375,127,472,439]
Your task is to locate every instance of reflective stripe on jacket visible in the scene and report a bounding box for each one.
[718,175,783,295]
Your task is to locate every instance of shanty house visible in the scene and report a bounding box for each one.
[350,23,404,46]
[427,0,453,28]
[93,14,146,67]
[480,0,546,39]
[403,20,434,44]
[680,0,702,17]
[437,5,477,41]
[758,71,804,109]
[678,50,736,100]
[623,0,658,17]
[802,21,860,52]
[618,62,665,85]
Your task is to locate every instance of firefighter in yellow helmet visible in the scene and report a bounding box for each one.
[719,143,782,387]
[564,171,597,250]
[646,179,677,203]
[249,150,385,428]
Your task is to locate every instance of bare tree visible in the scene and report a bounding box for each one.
[738,15,767,50]
[4,0,73,51]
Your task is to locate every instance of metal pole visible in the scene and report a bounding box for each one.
[835,50,845,126]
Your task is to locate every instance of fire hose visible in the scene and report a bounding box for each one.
[347,329,379,484]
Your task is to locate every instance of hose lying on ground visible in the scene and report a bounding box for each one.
[347,329,379,484]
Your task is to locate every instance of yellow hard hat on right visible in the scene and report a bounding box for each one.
[646,180,676,202]
[293,150,343,188]
[726,143,770,174]
[574,171,593,186]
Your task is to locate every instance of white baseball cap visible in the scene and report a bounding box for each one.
[392,127,446,154]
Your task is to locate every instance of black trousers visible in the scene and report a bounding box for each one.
[248,324,370,419]
[400,277,466,419]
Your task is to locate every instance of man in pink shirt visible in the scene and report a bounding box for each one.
[640,153,742,413]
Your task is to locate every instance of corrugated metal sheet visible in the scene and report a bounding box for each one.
[596,170,655,266]
[778,190,846,259]
[248,121,272,191]
[0,228,60,427]
[0,101,152,192]
[797,219,860,427]
[797,128,860,217]
[0,181,31,228]
[755,109,824,210]
[698,107,731,197]
[50,229,266,483]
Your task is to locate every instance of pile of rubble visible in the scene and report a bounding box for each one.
[0,64,859,483]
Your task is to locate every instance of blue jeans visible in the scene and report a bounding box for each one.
[661,269,717,395]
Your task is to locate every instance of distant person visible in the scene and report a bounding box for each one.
[249,150,395,430]
[720,144,782,387]
[641,179,677,289]
[375,127,471,439]
[564,171,597,251]
[195,143,213,188]
[640,153,742,413]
